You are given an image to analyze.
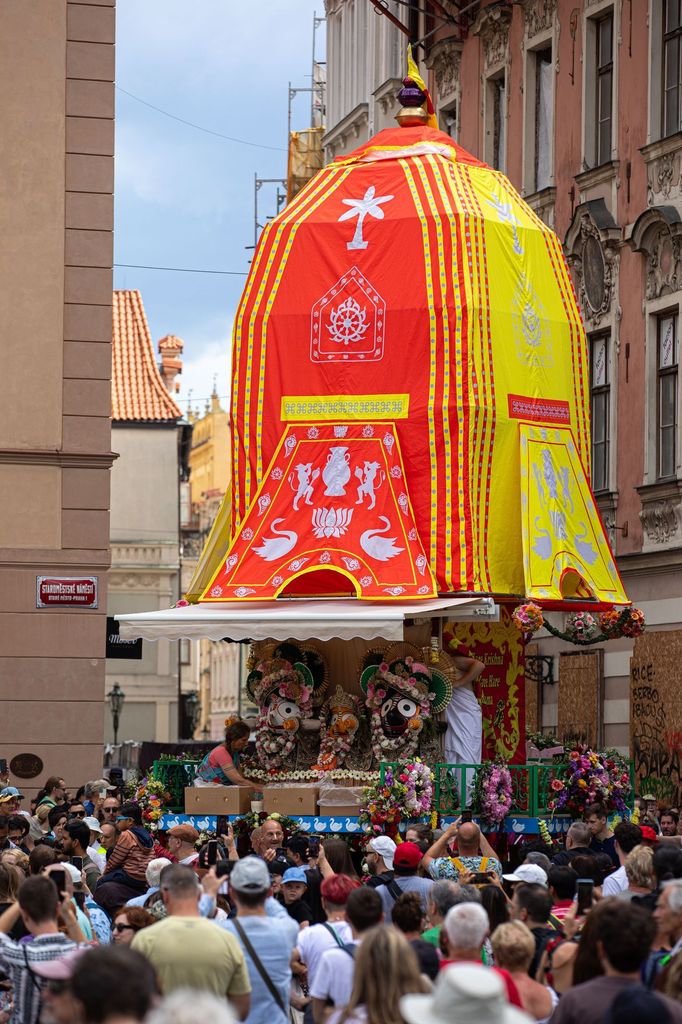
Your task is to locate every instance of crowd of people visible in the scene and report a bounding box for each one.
[3,768,682,1024]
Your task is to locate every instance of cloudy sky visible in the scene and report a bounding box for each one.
[114,0,323,416]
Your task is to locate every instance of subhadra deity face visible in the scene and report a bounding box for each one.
[329,708,359,740]
[379,686,422,735]
[266,694,302,732]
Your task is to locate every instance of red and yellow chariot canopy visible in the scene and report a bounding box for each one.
[202,125,626,607]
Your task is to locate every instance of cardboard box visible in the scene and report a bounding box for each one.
[318,802,361,818]
[184,786,253,816]
[263,785,319,816]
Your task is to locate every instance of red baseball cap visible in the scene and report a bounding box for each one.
[393,841,423,869]
[640,826,659,843]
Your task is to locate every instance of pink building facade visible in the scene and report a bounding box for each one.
[324,0,682,752]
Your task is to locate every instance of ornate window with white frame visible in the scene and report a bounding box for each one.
[657,310,679,480]
[664,0,682,138]
[582,3,617,171]
[590,332,611,494]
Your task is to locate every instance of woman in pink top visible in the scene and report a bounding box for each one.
[194,719,255,786]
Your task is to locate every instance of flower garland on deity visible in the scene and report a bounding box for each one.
[246,643,327,774]
[359,645,452,763]
[313,686,363,771]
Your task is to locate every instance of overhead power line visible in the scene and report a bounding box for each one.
[115,263,247,276]
[116,86,288,152]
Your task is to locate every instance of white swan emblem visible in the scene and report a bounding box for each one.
[345,819,361,832]
[254,519,298,561]
[328,818,342,832]
[360,517,404,561]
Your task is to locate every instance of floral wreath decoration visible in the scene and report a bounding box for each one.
[360,643,453,760]
[313,685,363,771]
[246,642,328,772]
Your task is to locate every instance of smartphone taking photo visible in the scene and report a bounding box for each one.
[206,840,219,867]
[576,878,594,915]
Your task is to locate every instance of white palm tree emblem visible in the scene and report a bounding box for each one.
[339,185,394,251]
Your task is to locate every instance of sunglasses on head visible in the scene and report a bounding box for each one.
[112,922,136,933]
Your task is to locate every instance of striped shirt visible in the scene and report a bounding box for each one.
[0,932,81,1024]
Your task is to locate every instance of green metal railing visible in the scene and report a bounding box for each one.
[380,761,635,818]
[152,759,201,813]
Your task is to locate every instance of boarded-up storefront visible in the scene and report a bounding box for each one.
[558,651,603,748]
[631,630,682,807]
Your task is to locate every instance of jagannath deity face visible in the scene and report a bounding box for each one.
[266,694,302,732]
[378,684,422,735]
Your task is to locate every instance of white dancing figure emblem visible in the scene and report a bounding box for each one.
[339,186,394,251]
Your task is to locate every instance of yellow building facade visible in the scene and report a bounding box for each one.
[189,390,231,507]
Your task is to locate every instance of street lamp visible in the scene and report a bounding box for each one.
[185,691,201,739]
[108,683,126,746]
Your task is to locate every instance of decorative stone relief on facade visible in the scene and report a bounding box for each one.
[570,217,618,328]
[524,0,558,38]
[431,41,461,104]
[645,226,682,300]
[473,7,512,71]
[640,498,681,545]
[646,150,682,207]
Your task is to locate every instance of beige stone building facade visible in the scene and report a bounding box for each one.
[105,291,187,744]
[0,0,115,795]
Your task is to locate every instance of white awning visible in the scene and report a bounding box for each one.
[116,597,498,643]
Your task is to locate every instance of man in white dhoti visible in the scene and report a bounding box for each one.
[444,653,485,804]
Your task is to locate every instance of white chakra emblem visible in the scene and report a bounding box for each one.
[271,467,283,480]
[307,426,320,439]
[334,425,348,438]
[339,186,394,251]
[241,527,254,541]
[362,425,374,438]
[359,575,373,587]
[408,528,418,541]
[210,586,223,597]
[272,576,283,586]
[390,466,402,478]
[328,297,369,346]
[320,551,332,564]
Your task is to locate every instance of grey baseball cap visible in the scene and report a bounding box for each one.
[230,856,271,894]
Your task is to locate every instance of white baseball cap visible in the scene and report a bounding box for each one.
[502,863,548,887]
[368,835,396,869]
[83,816,103,835]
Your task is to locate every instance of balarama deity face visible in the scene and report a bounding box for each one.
[266,694,302,732]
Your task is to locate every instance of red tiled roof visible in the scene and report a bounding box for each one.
[112,290,182,422]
